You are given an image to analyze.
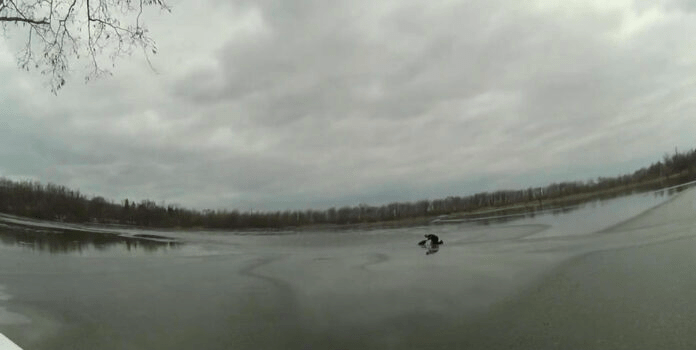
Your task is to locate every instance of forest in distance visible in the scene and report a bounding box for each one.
[1,147,696,230]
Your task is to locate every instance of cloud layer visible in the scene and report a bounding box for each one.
[2,0,696,211]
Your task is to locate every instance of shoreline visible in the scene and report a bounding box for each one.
[0,178,694,234]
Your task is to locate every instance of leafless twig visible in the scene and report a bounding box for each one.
[0,0,169,93]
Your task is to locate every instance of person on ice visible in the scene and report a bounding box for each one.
[418,234,443,246]
[418,234,444,255]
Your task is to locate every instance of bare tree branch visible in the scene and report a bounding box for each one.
[0,16,49,24]
[0,0,169,94]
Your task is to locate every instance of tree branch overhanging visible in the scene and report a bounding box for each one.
[1,0,170,93]
[0,16,49,24]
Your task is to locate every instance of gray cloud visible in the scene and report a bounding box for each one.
[2,0,696,211]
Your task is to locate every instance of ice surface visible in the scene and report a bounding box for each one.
[0,187,694,348]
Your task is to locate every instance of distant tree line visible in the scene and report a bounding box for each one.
[1,147,696,229]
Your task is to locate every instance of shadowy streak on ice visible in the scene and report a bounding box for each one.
[237,256,310,348]
[358,253,390,270]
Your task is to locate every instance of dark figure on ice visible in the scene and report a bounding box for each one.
[418,234,444,255]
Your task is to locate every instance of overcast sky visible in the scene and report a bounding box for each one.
[2,0,696,211]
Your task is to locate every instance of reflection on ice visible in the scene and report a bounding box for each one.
[0,223,181,255]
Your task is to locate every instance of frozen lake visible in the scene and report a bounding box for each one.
[0,185,695,349]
